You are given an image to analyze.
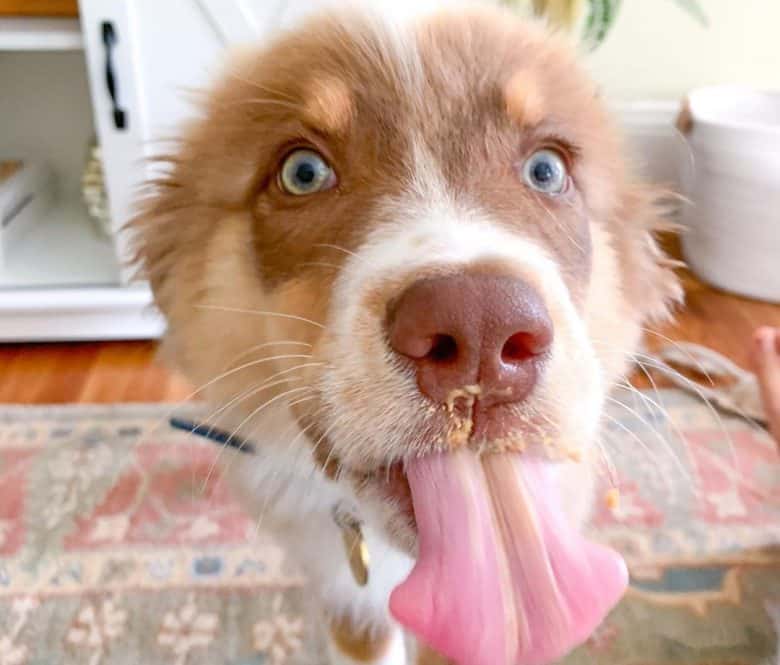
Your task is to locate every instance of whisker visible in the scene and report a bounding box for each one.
[216,385,312,455]
[206,386,316,520]
[615,378,691,463]
[300,261,343,272]
[604,394,692,486]
[307,413,349,493]
[193,376,302,480]
[200,385,314,495]
[196,304,324,329]
[224,74,298,103]
[533,395,618,485]
[592,338,758,439]
[629,352,667,415]
[182,353,314,407]
[594,337,746,477]
[590,337,746,477]
[640,328,717,387]
[203,361,318,425]
[223,340,312,371]
[247,406,323,544]
[195,362,325,491]
[225,98,303,112]
[112,352,318,473]
[593,435,619,489]
[285,393,319,410]
[633,348,758,432]
[538,196,585,254]
[620,373,767,499]
[313,242,369,266]
[314,242,359,259]
[599,409,670,493]
[633,355,743,478]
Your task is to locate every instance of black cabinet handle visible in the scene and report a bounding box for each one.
[101,21,127,131]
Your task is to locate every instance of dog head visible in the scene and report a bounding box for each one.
[134,5,681,663]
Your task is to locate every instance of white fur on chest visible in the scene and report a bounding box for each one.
[222,406,413,628]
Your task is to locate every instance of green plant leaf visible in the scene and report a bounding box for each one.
[499,0,708,52]
[670,0,709,27]
[582,0,623,50]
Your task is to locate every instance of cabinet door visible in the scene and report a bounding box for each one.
[78,0,333,284]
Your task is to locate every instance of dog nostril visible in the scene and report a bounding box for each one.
[501,332,538,364]
[427,334,458,363]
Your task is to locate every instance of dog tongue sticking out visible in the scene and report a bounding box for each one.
[389,450,627,665]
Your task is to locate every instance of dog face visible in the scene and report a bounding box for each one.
[135,6,680,553]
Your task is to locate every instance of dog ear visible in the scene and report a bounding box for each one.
[128,163,270,385]
[615,184,685,326]
[127,95,263,311]
[127,156,207,306]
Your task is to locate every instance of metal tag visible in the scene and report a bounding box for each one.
[332,503,370,587]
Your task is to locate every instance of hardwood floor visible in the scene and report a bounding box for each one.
[0,340,192,404]
[657,269,780,368]
[0,267,778,405]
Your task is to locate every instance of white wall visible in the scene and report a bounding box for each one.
[586,0,780,102]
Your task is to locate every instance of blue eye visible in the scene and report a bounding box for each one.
[522,149,568,195]
[279,149,335,195]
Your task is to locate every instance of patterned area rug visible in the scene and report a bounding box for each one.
[0,390,778,665]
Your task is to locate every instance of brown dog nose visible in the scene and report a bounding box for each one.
[388,273,553,406]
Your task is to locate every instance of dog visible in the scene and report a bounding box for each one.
[132,3,681,664]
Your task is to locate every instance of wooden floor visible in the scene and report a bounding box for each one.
[0,340,192,403]
[0,267,778,404]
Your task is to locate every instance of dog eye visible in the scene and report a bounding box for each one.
[522,149,568,195]
[279,149,335,196]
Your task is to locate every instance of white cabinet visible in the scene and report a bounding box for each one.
[0,16,142,341]
[0,14,156,340]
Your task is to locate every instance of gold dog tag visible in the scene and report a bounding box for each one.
[333,504,370,587]
[342,526,370,587]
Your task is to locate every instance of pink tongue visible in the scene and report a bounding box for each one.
[389,450,627,665]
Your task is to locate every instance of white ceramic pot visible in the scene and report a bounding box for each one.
[680,85,780,303]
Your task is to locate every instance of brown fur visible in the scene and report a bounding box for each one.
[304,76,355,136]
[503,70,544,127]
[329,616,394,662]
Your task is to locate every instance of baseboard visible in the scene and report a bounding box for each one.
[0,285,165,342]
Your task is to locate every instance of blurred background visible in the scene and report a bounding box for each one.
[588,0,780,99]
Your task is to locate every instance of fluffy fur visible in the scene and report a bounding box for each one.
[132,4,681,663]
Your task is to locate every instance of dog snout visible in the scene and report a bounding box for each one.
[387,272,553,406]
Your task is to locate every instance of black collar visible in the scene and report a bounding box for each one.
[169,417,256,454]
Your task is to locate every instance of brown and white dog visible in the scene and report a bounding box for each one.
[133,3,681,664]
